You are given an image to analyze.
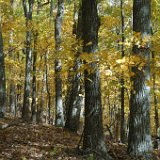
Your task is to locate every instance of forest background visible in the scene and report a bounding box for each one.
[0,0,160,159]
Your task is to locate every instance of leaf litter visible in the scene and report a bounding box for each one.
[0,117,159,160]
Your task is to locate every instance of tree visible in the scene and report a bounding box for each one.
[65,2,84,132]
[9,0,16,116]
[22,0,34,121]
[31,0,41,123]
[55,0,65,127]
[82,0,111,159]
[31,31,38,123]
[152,51,159,148]
[127,0,152,158]
[0,16,6,118]
[45,50,51,124]
[120,0,126,144]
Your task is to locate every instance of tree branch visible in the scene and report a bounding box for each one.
[22,0,28,18]
[41,0,50,7]
[0,120,21,130]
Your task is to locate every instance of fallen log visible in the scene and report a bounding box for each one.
[0,119,22,130]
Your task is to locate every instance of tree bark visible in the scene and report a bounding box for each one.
[50,0,54,16]
[22,0,34,121]
[82,0,111,159]
[9,0,16,117]
[31,1,41,123]
[17,83,22,117]
[10,83,16,116]
[37,70,45,123]
[128,0,152,158]
[0,17,6,118]
[120,0,126,144]
[54,0,65,127]
[31,32,38,123]
[152,52,159,136]
[65,58,83,132]
[45,50,51,124]
[65,2,84,132]
[72,0,78,35]
[152,52,159,149]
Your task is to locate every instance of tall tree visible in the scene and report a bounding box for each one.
[82,0,111,159]
[65,59,83,132]
[128,0,152,158]
[120,0,126,143]
[31,0,41,123]
[65,2,83,132]
[54,0,65,127]
[31,31,38,123]
[0,16,6,118]
[45,50,51,124]
[152,51,159,148]
[22,0,34,121]
[9,0,16,116]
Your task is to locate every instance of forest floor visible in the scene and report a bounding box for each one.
[0,117,160,160]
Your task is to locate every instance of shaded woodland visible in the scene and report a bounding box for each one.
[0,0,160,159]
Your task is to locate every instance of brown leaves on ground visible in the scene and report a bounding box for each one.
[0,117,160,160]
[0,117,82,160]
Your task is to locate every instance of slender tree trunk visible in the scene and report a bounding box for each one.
[72,0,78,35]
[54,0,65,127]
[152,51,159,149]
[77,4,82,41]
[31,1,41,123]
[120,0,126,144]
[37,71,45,123]
[152,52,159,136]
[82,0,111,159]
[17,83,22,117]
[31,32,38,123]
[128,0,152,158]
[10,83,16,116]
[45,50,51,124]
[22,0,34,121]
[0,17,6,118]
[50,0,54,16]
[9,0,16,117]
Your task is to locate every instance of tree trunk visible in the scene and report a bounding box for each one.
[31,1,41,123]
[65,2,84,132]
[128,0,152,158]
[50,0,54,16]
[22,0,34,121]
[82,0,111,159]
[152,52,159,134]
[10,83,16,116]
[0,17,6,118]
[37,72,45,123]
[120,0,126,144]
[45,50,51,124]
[54,0,65,127]
[17,83,22,117]
[9,0,16,117]
[152,52,159,149]
[65,58,83,132]
[31,32,38,123]
[77,4,82,41]
[72,0,78,35]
